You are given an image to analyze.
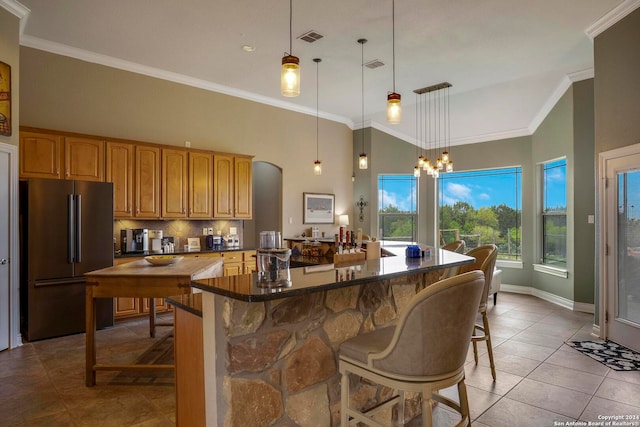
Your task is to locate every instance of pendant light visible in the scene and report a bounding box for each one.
[313,58,322,175]
[281,0,300,97]
[413,93,421,177]
[386,0,401,124]
[358,38,368,170]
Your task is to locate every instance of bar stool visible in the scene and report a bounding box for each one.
[339,271,485,426]
[439,240,466,279]
[457,244,498,380]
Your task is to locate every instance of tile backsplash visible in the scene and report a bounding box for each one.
[114,219,243,250]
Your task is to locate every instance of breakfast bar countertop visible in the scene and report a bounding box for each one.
[191,245,474,302]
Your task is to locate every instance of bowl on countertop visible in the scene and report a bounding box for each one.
[144,255,184,266]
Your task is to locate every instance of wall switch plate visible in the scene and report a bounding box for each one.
[588,215,595,224]
[202,227,208,235]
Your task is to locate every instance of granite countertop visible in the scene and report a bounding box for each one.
[166,293,202,317]
[115,247,256,259]
[190,244,474,302]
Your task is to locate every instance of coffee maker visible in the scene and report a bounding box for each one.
[121,229,149,253]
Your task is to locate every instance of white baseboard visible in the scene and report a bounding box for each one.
[500,284,595,313]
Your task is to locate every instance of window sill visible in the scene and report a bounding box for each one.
[533,263,568,278]
[496,259,523,269]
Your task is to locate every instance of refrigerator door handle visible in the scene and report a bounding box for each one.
[68,194,75,264]
[76,194,82,262]
[76,194,82,263]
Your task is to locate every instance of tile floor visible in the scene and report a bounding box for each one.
[1,292,640,426]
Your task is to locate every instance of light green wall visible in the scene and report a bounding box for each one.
[19,47,354,239]
[0,7,19,148]
[531,87,575,300]
[573,79,596,304]
[594,8,640,324]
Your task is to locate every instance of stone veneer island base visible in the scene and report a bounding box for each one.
[173,247,473,426]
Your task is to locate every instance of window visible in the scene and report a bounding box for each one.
[542,158,567,266]
[439,167,522,260]
[378,174,418,242]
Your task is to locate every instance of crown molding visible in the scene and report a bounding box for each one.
[0,0,30,34]
[585,0,640,39]
[567,68,594,82]
[19,35,354,129]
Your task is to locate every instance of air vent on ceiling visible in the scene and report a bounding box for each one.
[365,59,385,69]
[298,30,324,43]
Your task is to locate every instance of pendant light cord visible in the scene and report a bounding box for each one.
[361,40,365,154]
[289,0,293,55]
[316,59,319,160]
[392,0,396,93]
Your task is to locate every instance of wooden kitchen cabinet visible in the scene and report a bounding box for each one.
[162,148,188,218]
[19,132,105,181]
[234,156,253,219]
[19,131,64,179]
[222,250,256,276]
[213,154,253,219]
[135,145,161,219]
[64,137,105,181]
[189,151,213,218]
[213,154,233,218]
[106,142,134,218]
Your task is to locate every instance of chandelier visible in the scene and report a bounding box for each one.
[413,82,453,178]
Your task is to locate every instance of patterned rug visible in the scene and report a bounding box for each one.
[567,340,640,371]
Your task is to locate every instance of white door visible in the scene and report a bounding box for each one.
[0,149,9,351]
[603,150,640,352]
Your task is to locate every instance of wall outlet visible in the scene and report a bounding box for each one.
[208,227,214,235]
[185,140,191,147]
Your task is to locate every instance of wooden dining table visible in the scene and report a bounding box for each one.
[83,257,223,386]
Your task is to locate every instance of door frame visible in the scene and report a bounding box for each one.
[0,142,20,349]
[597,142,640,342]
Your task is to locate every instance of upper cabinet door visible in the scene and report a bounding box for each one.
[162,148,188,219]
[234,157,252,219]
[19,131,64,179]
[189,152,213,219]
[135,145,161,219]
[213,154,233,219]
[106,142,134,218]
[64,137,105,181]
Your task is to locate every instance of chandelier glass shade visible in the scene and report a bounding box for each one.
[281,0,300,97]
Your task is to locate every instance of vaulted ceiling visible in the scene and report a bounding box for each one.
[15,0,635,146]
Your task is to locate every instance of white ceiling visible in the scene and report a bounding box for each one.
[12,0,637,146]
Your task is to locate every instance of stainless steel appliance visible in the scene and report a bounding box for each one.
[148,229,163,253]
[20,178,114,341]
[121,228,149,253]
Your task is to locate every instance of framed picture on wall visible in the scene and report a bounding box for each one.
[0,61,11,136]
[303,192,335,224]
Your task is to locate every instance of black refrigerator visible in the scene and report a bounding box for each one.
[20,178,115,341]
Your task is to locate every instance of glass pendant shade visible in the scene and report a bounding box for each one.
[359,153,368,169]
[442,151,449,163]
[414,165,421,177]
[281,55,300,97]
[436,158,444,170]
[418,155,425,167]
[314,160,322,175]
[386,92,401,124]
[424,159,432,171]
[446,161,454,172]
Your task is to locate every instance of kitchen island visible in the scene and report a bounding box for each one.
[84,256,223,386]
[171,245,473,426]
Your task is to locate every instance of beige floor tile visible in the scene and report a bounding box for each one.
[505,378,592,419]
[606,368,640,386]
[494,340,556,361]
[439,384,502,421]
[488,323,527,340]
[510,329,567,349]
[477,352,542,377]
[525,322,581,339]
[477,397,574,427]
[490,316,536,330]
[527,362,606,394]
[580,396,640,422]
[545,347,611,376]
[498,309,548,322]
[596,377,640,408]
